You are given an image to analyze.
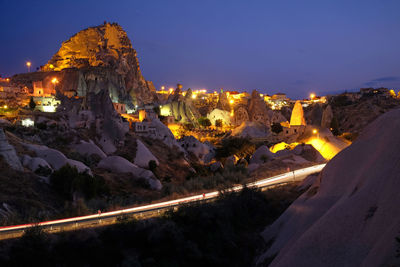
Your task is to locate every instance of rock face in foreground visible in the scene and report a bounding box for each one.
[257,109,400,267]
[42,22,155,105]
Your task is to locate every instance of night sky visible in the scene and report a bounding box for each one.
[1,0,399,98]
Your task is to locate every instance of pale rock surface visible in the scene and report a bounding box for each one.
[250,146,275,164]
[0,118,11,126]
[178,136,212,163]
[24,144,91,175]
[207,108,231,126]
[133,139,159,169]
[98,156,161,190]
[0,128,23,171]
[321,104,333,128]
[72,140,107,159]
[216,91,231,111]
[231,121,270,138]
[268,110,288,124]
[258,109,400,267]
[21,154,52,172]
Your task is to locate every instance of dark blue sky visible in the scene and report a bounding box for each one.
[1,0,399,98]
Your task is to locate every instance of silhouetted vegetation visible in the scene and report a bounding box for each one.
[198,117,211,127]
[0,186,303,266]
[215,119,223,127]
[271,122,283,134]
[28,96,36,110]
[50,165,108,200]
[216,137,256,159]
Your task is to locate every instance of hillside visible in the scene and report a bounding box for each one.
[257,108,400,266]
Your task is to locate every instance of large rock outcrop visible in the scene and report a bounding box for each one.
[160,86,200,124]
[98,156,161,190]
[258,109,400,267]
[321,104,333,128]
[216,91,231,111]
[248,90,270,126]
[41,22,155,105]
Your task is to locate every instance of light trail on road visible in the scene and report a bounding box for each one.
[0,163,325,239]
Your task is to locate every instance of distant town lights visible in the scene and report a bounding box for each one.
[51,77,58,84]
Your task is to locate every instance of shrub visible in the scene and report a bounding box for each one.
[271,122,283,134]
[215,119,223,127]
[198,117,211,128]
[216,137,255,159]
[29,97,36,110]
[50,165,108,200]
[148,160,157,172]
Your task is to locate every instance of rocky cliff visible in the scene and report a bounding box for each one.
[258,109,400,266]
[42,22,155,106]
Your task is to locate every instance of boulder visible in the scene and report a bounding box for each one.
[24,144,91,175]
[321,104,333,128]
[98,156,161,190]
[133,139,159,169]
[72,140,107,159]
[231,121,270,138]
[0,128,23,171]
[207,108,232,126]
[178,136,213,163]
[21,154,52,172]
[250,146,275,164]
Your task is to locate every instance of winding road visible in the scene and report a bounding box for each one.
[0,163,326,240]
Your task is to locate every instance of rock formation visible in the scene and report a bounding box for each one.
[178,136,213,163]
[216,91,231,111]
[248,90,270,125]
[160,85,200,124]
[97,156,161,190]
[321,104,333,128]
[41,22,155,106]
[133,139,159,169]
[0,129,23,171]
[233,105,250,126]
[207,108,231,126]
[290,100,306,126]
[258,109,400,267]
[231,121,270,138]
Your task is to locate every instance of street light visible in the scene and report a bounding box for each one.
[310,93,316,100]
[312,129,319,139]
[26,61,31,72]
[51,77,58,92]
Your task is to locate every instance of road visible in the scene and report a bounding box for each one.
[0,163,326,240]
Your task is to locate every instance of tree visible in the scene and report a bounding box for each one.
[215,119,223,128]
[198,117,211,128]
[330,117,340,136]
[29,97,36,110]
[271,122,283,134]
